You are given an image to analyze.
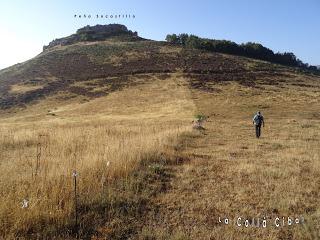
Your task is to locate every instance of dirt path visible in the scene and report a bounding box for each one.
[136,119,255,239]
[139,125,230,239]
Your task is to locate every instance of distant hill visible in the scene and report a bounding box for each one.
[0,24,319,110]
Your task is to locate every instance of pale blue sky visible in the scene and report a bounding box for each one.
[0,0,319,69]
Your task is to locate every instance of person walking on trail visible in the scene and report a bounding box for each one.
[253,111,264,138]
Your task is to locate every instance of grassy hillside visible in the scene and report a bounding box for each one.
[0,31,319,239]
[0,36,311,110]
[137,79,320,240]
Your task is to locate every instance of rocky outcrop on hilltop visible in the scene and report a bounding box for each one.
[43,24,141,51]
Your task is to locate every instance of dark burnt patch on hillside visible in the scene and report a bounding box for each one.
[181,51,246,74]
[184,72,256,92]
[0,79,71,109]
[179,50,295,90]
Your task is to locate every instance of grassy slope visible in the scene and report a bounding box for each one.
[0,39,319,239]
[135,78,320,240]
[0,72,196,238]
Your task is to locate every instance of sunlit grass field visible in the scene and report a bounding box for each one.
[0,76,195,238]
[137,77,320,240]
[0,70,319,239]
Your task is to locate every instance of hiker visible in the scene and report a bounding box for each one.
[252,111,264,138]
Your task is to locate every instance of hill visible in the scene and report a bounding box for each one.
[0,24,319,239]
[0,24,317,111]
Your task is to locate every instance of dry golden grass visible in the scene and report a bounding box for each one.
[0,75,195,238]
[138,74,320,240]
[10,84,43,94]
[0,70,319,239]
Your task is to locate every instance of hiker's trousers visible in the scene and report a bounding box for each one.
[255,124,262,138]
